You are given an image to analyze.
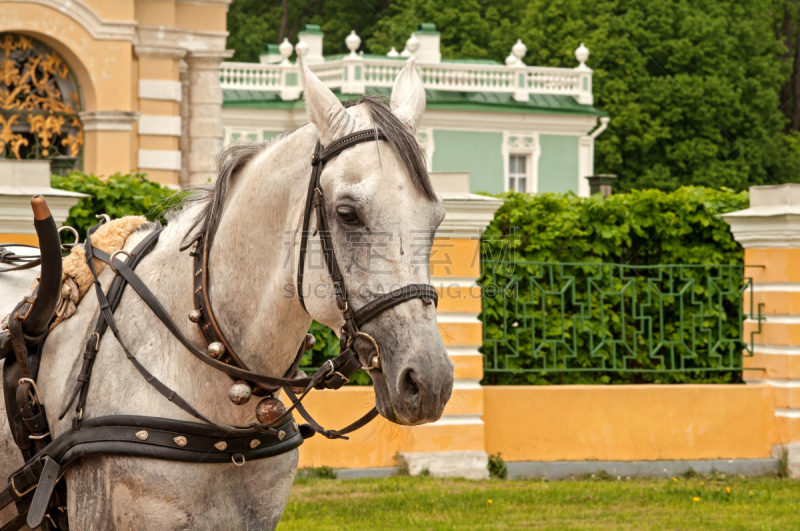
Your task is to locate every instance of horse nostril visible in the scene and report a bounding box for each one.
[400,368,421,399]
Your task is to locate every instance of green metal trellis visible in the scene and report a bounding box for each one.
[480,261,763,376]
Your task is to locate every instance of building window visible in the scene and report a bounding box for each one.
[0,33,83,173]
[508,154,528,193]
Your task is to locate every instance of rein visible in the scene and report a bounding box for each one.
[1,128,439,530]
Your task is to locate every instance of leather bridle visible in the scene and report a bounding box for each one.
[186,128,439,430]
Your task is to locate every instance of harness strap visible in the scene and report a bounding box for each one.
[0,414,306,517]
[297,131,388,313]
[353,284,438,328]
[59,225,164,422]
[284,389,379,439]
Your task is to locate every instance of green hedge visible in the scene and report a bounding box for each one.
[480,187,750,385]
[51,171,184,241]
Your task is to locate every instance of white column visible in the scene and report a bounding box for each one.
[179,59,191,187]
[186,50,234,185]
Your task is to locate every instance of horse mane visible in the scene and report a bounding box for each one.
[179,94,435,250]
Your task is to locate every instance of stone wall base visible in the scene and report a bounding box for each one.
[398,451,490,480]
[507,458,780,480]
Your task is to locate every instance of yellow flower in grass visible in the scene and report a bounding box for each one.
[726,487,731,494]
[749,491,754,495]
[487,500,493,504]
[700,482,704,486]
[693,497,700,502]
[672,477,678,482]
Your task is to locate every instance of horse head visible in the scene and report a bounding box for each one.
[298,59,454,426]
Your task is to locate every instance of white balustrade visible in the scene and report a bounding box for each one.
[219,41,593,104]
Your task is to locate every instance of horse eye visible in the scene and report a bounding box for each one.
[336,206,360,225]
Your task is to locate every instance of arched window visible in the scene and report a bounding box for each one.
[0,33,83,171]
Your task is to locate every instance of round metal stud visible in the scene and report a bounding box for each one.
[135,430,148,441]
[214,441,227,451]
[278,430,286,441]
[208,341,225,359]
[250,439,261,449]
[303,333,316,351]
[174,436,187,447]
[288,370,307,395]
[255,397,286,424]
[228,380,252,405]
[188,310,202,323]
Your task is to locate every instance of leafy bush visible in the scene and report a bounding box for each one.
[488,453,508,479]
[297,466,337,479]
[303,321,372,386]
[51,171,185,241]
[480,187,750,385]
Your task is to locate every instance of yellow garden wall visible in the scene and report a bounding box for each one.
[484,385,775,462]
[289,384,777,468]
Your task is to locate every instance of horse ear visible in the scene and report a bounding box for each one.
[390,60,425,134]
[300,54,354,145]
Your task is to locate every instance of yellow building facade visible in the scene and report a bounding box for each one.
[0,0,232,186]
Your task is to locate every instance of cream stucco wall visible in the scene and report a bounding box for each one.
[0,0,231,184]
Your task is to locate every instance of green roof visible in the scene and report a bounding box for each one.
[320,55,500,65]
[298,24,323,35]
[324,53,404,61]
[223,87,607,116]
[414,23,440,36]
[441,58,502,65]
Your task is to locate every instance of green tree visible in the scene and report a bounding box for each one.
[363,0,800,192]
[227,0,390,63]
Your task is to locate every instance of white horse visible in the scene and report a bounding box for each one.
[1,60,453,529]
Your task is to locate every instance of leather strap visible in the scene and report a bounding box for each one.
[26,456,59,529]
[0,414,308,516]
[59,225,164,422]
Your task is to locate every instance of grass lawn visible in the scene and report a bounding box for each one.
[277,471,800,530]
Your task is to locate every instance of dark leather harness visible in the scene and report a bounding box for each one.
[0,129,438,530]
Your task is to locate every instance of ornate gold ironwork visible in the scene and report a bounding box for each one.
[0,33,83,163]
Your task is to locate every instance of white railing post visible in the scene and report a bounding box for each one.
[279,39,301,100]
[574,42,593,105]
[341,30,365,95]
[509,39,529,103]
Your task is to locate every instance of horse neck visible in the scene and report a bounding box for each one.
[203,130,315,376]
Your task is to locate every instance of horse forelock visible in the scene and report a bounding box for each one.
[344,95,436,202]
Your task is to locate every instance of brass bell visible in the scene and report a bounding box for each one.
[208,342,225,358]
[255,397,286,424]
[303,333,316,351]
[288,370,307,395]
[188,309,202,323]
[228,380,252,405]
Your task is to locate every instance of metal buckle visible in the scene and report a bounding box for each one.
[58,225,80,245]
[10,476,36,497]
[108,249,132,275]
[18,377,42,405]
[325,371,350,386]
[90,332,100,350]
[350,331,382,371]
